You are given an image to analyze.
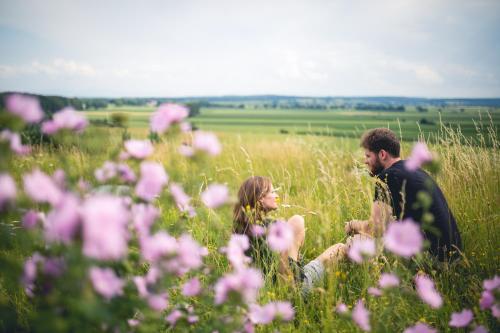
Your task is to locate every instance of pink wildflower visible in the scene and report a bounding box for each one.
[42,107,88,134]
[44,194,81,244]
[405,142,433,171]
[89,267,124,300]
[150,103,189,134]
[135,161,168,201]
[94,162,117,182]
[267,220,294,252]
[178,144,195,157]
[140,231,177,262]
[483,275,500,291]
[379,273,400,289]
[23,169,63,206]
[117,163,136,183]
[166,309,183,325]
[274,301,295,321]
[182,277,202,297]
[471,326,488,333]
[415,275,442,309]
[214,268,263,305]
[22,210,42,229]
[248,303,275,324]
[479,290,494,310]
[147,292,169,312]
[5,131,31,155]
[170,183,195,216]
[124,139,154,159]
[352,300,371,332]
[368,287,382,297]
[348,236,376,263]
[224,234,251,270]
[403,323,437,333]
[175,234,208,273]
[81,195,129,260]
[133,276,149,298]
[384,219,423,258]
[5,94,43,123]
[193,131,222,156]
[0,173,17,208]
[201,184,229,208]
[449,309,473,328]
[251,224,266,236]
[131,203,159,237]
[336,303,349,314]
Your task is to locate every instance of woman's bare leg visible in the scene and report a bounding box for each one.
[286,215,305,261]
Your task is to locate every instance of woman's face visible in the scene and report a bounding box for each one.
[260,184,279,211]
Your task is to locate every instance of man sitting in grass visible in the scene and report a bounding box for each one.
[345,128,462,261]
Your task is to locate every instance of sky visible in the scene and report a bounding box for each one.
[0,0,499,98]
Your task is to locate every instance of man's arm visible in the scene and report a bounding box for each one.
[345,200,393,237]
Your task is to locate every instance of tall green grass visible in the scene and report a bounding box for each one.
[4,120,499,332]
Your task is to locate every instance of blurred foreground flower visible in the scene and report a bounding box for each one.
[5,93,43,123]
[347,236,375,263]
[150,103,189,134]
[415,274,442,309]
[449,309,473,328]
[23,169,63,206]
[135,161,169,201]
[193,131,222,156]
[201,183,229,208]
[1,130,31,155]
[124,139,154,159]
[378,273,400,289]
[267,220,294,252]
[89,267,124,300]
[0,173,17,208]
[214,267,263,305]
[42,107,88,134]
[405,142,433,171]
[384,219,423,258]
[352,299,371,332]
[403,322,437,333]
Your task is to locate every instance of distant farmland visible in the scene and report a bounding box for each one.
[85,105,500,142]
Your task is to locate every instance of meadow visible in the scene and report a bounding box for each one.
[1,104,499,332]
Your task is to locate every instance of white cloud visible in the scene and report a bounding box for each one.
[0,58,97,77]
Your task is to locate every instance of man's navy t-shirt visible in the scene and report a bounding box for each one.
[375,160,462,260]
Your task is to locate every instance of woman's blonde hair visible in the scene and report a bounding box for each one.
[233,176,272,235]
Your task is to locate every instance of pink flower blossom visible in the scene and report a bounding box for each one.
[471,326,489,333]
[43,257,65,277]
[44,194,81,244]
[368,287,382,297]
[403,323,437,333]
[180,122,192,132]
[23,169,63,206]
[135,161,168,201]
[182,277,202,297]
[379,273,400,289]
[22,210,42,229]
[201,184,229,208]
[133,276,149,298]
[405,142,433,171]
[0,173,17,208]
[147,292,169,312]
[493,304,500,318]
[449,309,473,328]
[140,231,177,262]
[150,103,189,134]
[94,161,117,182]
[248,303,275,324]
[127,319,140,327]
[175,234,208,273]
[274,301,295,321]
[193,131,222,156]
[22,253,44,297]
[251,224,266,236]
[223,234,251,270]
[89,267,124,300]
[187,315,198,324]
[170,183,195,217]
[166,309,183,325]
[42,107,88,134]
[336,303,349,314]
[5,94,43,123]
[178,144,195,157]
[81,195,129,260]
[483,275,500,291]
[415,275,442,309]
[352,300,371,332]
[117,163,136,183]
[479,290,494,310]
[131,203,159,237]
[267,220,294,252]
[384,219,423,258]
[124,139,154,159]
[5,131,31,155]
[348,237,376,263]
[214,268,263,305]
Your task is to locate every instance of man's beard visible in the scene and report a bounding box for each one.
[370,157,384,176]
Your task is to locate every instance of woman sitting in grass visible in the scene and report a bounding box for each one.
[233,176,346,294]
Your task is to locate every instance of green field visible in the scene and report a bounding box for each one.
[86,105,500,142]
